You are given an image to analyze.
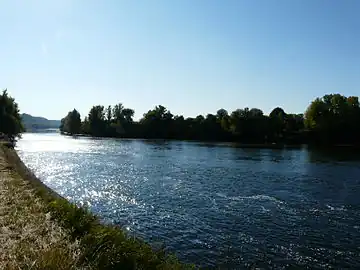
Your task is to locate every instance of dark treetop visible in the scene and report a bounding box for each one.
[0,89,24,144]
[60,93,360,146]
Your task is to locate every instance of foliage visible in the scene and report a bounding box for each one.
[79,103,136,138]
[88,105,106,136]
[59,109,81,135]
[304,94,360,144]
[0,89,24,144]
[140,105,174,138]
[60,93,360,146]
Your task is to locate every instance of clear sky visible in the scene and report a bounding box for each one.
[1,0,359,120]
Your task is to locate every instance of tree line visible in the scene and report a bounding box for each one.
[60,93,360,146]
[1,90,359,146]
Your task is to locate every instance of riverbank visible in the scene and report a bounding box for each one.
[0,143,84,269]
[0,142,189,269]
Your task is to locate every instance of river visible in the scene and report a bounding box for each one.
[16,132,360,268]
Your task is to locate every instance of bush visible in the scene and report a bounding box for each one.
[0,89,24,144]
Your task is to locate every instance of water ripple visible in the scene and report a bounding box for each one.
[16,133,360,268]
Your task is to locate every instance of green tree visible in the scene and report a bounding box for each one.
[305,94,360,144]
[58,92,359,146]
[112,103,124,122]
[108,105,135,137]
[269,107,287,142]
[122,108,135,123]
[228,107,268,143]
[216,109,230,133]
[106,105,112,123]
[81,117,90,134]
[140,105,173,138]
[0,89,24,143]
[60,109,81,135]
[88,105,106,136]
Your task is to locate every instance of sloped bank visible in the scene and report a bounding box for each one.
[0,143,84,269]
[1,142,191,269]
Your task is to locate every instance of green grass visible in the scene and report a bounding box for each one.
[47,199,188,269]
[2,143,193,270]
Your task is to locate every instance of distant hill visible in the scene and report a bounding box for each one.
[21,113,61,130]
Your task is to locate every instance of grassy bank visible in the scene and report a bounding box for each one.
[0,143,84,269]
[1,143,191,269]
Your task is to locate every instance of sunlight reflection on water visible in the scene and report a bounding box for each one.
[16,132,360,268]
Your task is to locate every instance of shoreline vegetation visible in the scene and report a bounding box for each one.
[0,142,190,269]
[60,93,360,147]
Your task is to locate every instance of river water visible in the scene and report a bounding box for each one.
[16,132,360,268]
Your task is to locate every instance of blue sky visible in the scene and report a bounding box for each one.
[1,0,359,120]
